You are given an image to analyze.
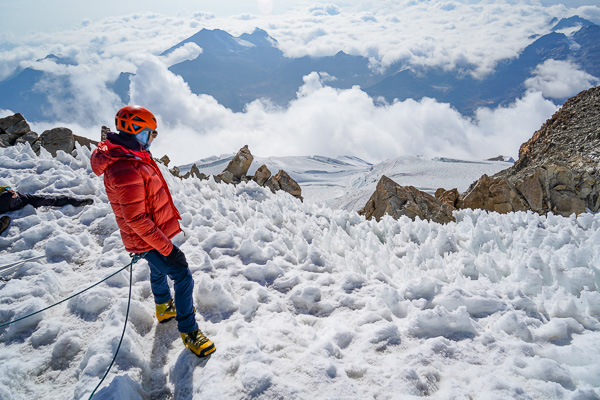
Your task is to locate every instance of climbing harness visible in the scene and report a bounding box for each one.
[0,252,148,399]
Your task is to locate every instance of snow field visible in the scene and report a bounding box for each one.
[0,143,599,399]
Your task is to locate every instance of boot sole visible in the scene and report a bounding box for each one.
[189,343,216,358]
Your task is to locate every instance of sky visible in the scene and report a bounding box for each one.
[0,0,301,36]
[1,0,599,165]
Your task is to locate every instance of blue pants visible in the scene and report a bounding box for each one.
[144,249,198,334]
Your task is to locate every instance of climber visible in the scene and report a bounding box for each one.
[90,105,215,358]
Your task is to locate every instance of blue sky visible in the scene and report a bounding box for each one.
[0,0,302,36]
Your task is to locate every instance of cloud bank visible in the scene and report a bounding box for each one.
[124,56,558,165]
[525,59,600,99]
[1,1,597,165]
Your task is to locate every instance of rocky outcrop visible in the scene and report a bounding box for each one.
[265,170,303,201]
[182,164,207,180]
[222,145,253,182]
[101,126,110,142]
[435,188,459,208]
[359,176,455,224]
[73,134,98,150]
[0,113,35,148]
[39,128,75,156]
[0,113,31,136]
[159,155,170,167]
[459,85,600,216]
[457,174,528,214]
[253,165,271,186]
[171,145,303,201]
[0,113,100,155]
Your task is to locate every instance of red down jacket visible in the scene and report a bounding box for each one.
[91,139,181,256]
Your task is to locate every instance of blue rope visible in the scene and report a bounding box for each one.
[88,256,136,399]
[0,252,148,399]
[0,253,145,329]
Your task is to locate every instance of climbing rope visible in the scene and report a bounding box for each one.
[0,252,148,399]
[87,256,136,400]
[0,253,145,329]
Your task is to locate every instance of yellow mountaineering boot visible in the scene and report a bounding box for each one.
[156,299,176,323]
[181,329,216,357]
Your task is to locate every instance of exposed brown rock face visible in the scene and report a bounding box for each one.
[273,170,303,201]
[159,155,170,167]
[223,145,253,181]
[359,176,455,224]
[173,145,303,201]
[435,188,459,208]
[457,174,528,214]
[182,164,208,180]
[252,165,271,186]
[460,85,600,216]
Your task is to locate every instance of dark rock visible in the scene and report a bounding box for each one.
[0,134,9,148]
[101,126,110,142]
[218,170,235,184]
[39,127,75,156]
[0,113,31,136]
[264,176,281,193]
[73,134,98,150]
[159,155,170,167]
[170,166,181,178]
[487,155,515,162]
[15,131,39,146]
[435,188,460,208]
[458,85,600,216]
[223,145,253,180]
[252,165,272,186]
[182,164,208,180]
[359,176,455,224]
[273,170,303,201]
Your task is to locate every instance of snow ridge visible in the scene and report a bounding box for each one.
[0,144,599,399]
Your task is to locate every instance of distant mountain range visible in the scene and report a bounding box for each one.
[0,16,598,122]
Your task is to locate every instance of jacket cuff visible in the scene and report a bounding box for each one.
[160,241,174,257]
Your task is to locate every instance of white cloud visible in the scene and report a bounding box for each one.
[525,59,599,99]
[120,58,559,166]
[574,6,600,24]
[160,42,203,67]
[1,54,560,166]
[0,2,589,166]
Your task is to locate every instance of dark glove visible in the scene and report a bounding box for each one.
[166,244,187,266]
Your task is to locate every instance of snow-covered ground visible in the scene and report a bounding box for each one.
[184,153,511,211]
[1,144,599,400]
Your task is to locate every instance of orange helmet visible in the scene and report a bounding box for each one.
[115,105,157,135]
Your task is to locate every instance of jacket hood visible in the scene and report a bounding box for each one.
[91,132,151,177]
